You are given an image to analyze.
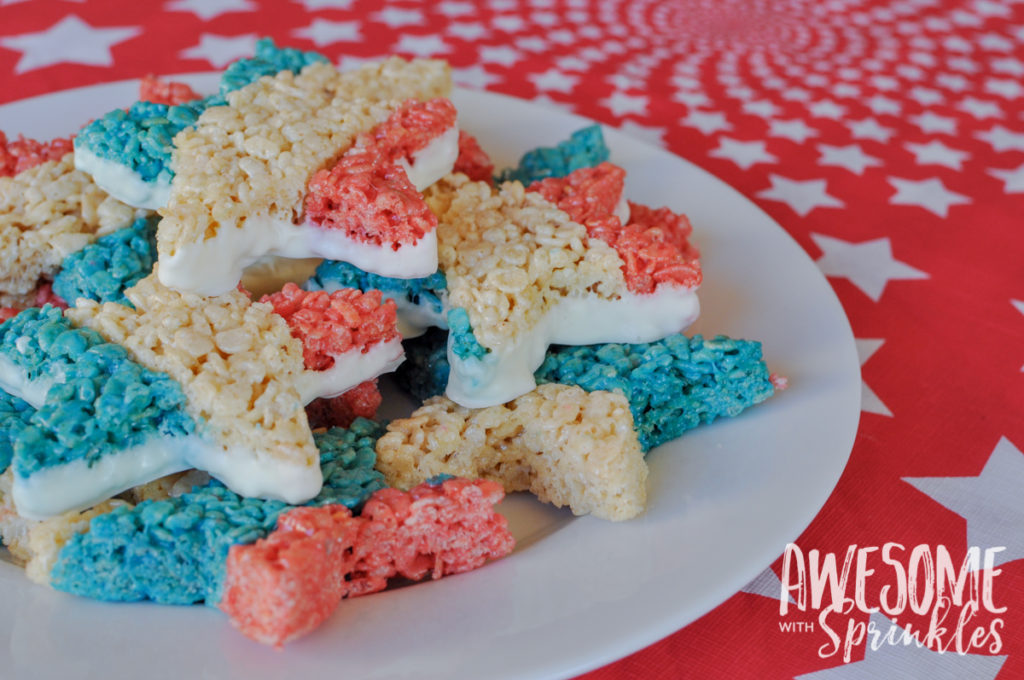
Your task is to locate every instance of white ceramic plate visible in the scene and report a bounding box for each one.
[0,75,860,680]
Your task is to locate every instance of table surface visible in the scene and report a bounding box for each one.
[0,1,1022,678]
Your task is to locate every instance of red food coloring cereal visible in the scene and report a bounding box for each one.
[220,478,514,647]
[619,202,702,292]
[770,373,789,390]
[138,75,200,106]
[0,131,74,178]
[303,98,456,246]
[453,131,494,184]
[530,162,625,228]
[0,308,18,323]
[306,380,382,429]
[365,98,457,162]
[261,283,399,371]
[528,162,702,294]
[304,150,437,247]
[220,505,358,648]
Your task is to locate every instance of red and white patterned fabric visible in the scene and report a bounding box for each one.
[1,1,1022,678]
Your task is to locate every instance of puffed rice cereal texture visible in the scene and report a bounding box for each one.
[52,215,158,306]
[376,383,647,521]
[425,173,626,354]
[49,422,386,605]
[220,477,513,647]
[0,469,129,585]
[0,153,143,305]
[157,58,451,259]
[66,272,318,475]
[396,329,778,452]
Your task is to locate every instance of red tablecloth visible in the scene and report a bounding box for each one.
[1,1,1022,678]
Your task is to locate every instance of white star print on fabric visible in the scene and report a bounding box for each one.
[811,233,928,302]
[958,97,1003,118]
[908,87,944,106]
[293,0,354,9]
[478,45,521,66]
[871,75,899,91]
[180,33,257,68]
[607,73,646,91]
[372,8,423,27]
[808,99,848,119]
[795,613,1006,679]
[905,438,1024,567]
[975,0,1013,16]
[866,94,901,115]
[292,19,361,46]
[770,119,818,143]
[393,34,450,57]
[0,15,140,73]
[976,125,1024,152]
[726,86,755,101]
[529,69,578,93]
[991,57,1024,76]
[741,567,794,603]
[909,111,958,135]
[985,78,1024,99]
[448,23,487,40]
[833,83,861,98]
[556,55,588,71]
[710,137,778,170]
[905,141,970,170]
[546,29,575,45]
[600,91,648,117]
[856,339,891,417]
[948,55,980,71]
[758,175,843,217]
[452,65,501,89]
[937,73,969,91]
[165,0,255,21]
[616,121,667,148]
[990,165,1024,193]
[436,1,474,17]
[848,118,894,143]
[682,110,731,135]
[742,99,782,118]
[674,91,711,107]
[818,144,882,175]
[516,36,548,53]
[888,177,970,217]
[493,15,526,32]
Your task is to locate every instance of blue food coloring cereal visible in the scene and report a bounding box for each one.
[53,216,158,306]
[397,331,776,452]
[50,420,387,605]
[0,391,34,474]
[536,334,776,451]
[219,38,328,95]
[12,342,193,477]
[307,260,447,316]
[447,308,488,360]
[74,99,207,184]
[0,306,105,383]
[75,39,325,187]
[495,125,610,185]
